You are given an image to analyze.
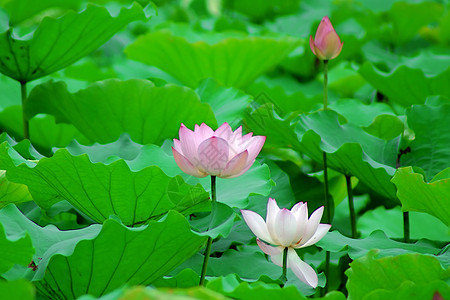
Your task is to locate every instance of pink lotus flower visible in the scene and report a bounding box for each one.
[241,198,331,288]
[310,16,343,60]
[172,123,266,178]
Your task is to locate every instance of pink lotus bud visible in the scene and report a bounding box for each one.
[310,16,343,60]
[172,123,265,178]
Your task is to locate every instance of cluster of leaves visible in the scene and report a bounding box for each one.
[0,0,449,299]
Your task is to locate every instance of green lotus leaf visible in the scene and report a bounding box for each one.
[207,273,346,300]
[358,206,449,242]
[346,250,450,300]
[329,99,396,127]
[359,62,450,107]
[317,230,445,265]
[388,1,444,45]
[35,211,207,299]
[0,142,210,226]
[246,79,320,115]
[25,79,217,145]
[295,110,398,200]
[0,279,35,300]
[0,105,86,153]
[400,104,450,180]
[0,204,101,281]
[0,169,33,208]
[362,280,450,300]
[362,114,404,140]
[196,78,251,127]
[0,3,146,82]
[391,166,450,227]
[125,29,301,88]
[0,221,34,274]
[0,0,81,26]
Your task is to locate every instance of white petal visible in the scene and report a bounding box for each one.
[297,224,331,248]
[274,208,298,247]
[302,206,325,245]
[266,198,281,244]
[287,248,318,288]
[292,202,308,245]
[240,210,275,244]
[257,239,284,267]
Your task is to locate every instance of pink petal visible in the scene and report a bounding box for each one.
[214,122,233,140]
[329,41,344,60]
[195,123,214,141]
[315,16,334,46]
[241,210,275,244]
[297,224,331,248]
[287,248,318,288]
[245,135,266,165]
[220,150,249,178]
[301,206,325,245]
[172,147,206,177]
[197,136,229,176]
[274,208,298,247]
[309,36,316,56]
[173,138,182,153]
[179,124,199,162]
[266,198,281,244]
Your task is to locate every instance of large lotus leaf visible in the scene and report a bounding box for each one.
[0,279,35,300]
[0,170,32,208]
[245,104,303,150]
[79,285,230,300]
[346,250,450,300]
[245,80,321,116]
[125,29,300,88]
[359,62,450,106]
[207,274,346,300]
[0,3,146,82]
[33,211,207,299]
[196,78,251,127]
[329,99,397,127]
[391,167,450,227]
[0,221,34,274]
[174,247,325,295]
[24,79,217,145]
[400,104,450,180]
[389,1,444,45]
[0,0,82,25]
[0,204,101,281]
[0,105,86,153]
[0,143,210,226]
[295,110,398,200]
[358,206,449,242]
[317,230,446,265]
[362,281,450,300]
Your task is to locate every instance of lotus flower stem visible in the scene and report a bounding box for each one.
[323,60,328,110]
[322,59,331,296]
[279,247,289,285]
[346,175,357,239]
[403,211,410,243]
[199,175,217,286]
[20,81,29,140]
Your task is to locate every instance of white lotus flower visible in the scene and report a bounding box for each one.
[241,198,331,288]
